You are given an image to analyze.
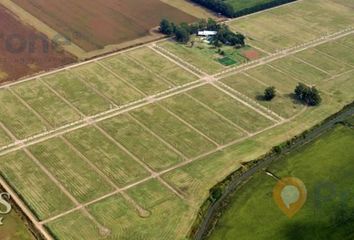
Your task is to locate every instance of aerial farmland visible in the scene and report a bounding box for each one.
[0,0,353,240]
[0,5,75,83]
[5,0,198,59]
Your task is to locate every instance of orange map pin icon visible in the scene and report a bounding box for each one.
[273,177,307,218]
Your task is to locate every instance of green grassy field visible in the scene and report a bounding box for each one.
[29,138,114,203]
[225,0,280,10]
[161,94,246,144]
[70,63,143,106]
[0,127,11,147]
[221,73,303,118]
[64,126,149,186]
[126,47,199,85]
[0,211,35,240]
[99,114,185,171]
[12,80,81,127]
[0,1,353,239]
[0,89,47,139]
[102,54,173,95]
[158,41,264,75]
[208,123,354,240]
[131,104,217,158]
[228,0,354,52]
[189,85,274,132]
[0,151,74,220]
[42,72,111,116]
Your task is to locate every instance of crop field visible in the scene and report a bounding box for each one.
[158,41,265,75]
[7,0,197,58]
[228,0,354,52]
[208,121,354,240]
[225,0,280,10]
[0,1,353,239]
[0,6,75,83]
[0,211,35,240]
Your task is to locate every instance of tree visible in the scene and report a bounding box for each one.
[264,86,276,101]
[159,19,174,35]
[294,83,322,106]
[175,25,190,43]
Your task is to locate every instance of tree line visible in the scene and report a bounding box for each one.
[160,18,245,47]
[190,0,297,18]
[263,83,322,106]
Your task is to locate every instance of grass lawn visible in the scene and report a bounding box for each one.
[65,126,149,187]
[159,40,264,74]
[29,138,114,203]
[70,63,143,106]
[270,56,330,85]
[0,127,11,147]
[161,94,245,144]
[222,73,303,118]
[12,80,81,127]
[246,64,298,93]
[208,124,354,240]
[0,151,74,220]
[228,0,354,53]
[127,47,199,85]
[102,54,172,95]
[0,89,47,139]
[315,40,354,67]
[42,72,111,116]
[47,179,193,240]
[131,104,217,158]
[337,34,354,49]
[0,211,35,240]
[189,85,274,132]
[99,114,184,171]
[294,48,352,76]
[225,0,281,10]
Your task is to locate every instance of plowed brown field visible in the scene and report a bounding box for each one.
[0,6,75,83]
[12,0,197,51]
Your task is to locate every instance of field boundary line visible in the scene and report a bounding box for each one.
[157,103,220,146]
[265,64,302,84]
[313,48,354,68]
[225,0,304,23]
[0,80,205,155]
[73,72,119,108]
[211,81,282,122]
[0,122,18,141]
[216,79,285,121]
[150,45,205,77]
[23,149,80,206]
[39,78,86,118]
[292,56,331,75]
[242,72,269,88]
[96,61,149,96]
[40,107,302,225]
[93,124,187,201]
[185,93,251,136]
[1,29,353,155]
[127,114,189,161]
[60,136,149,218]
[125,55,175,88]
[7,87,53,129]
[0,175,54,240]
[128,53,183,85]
[215,28,354,78]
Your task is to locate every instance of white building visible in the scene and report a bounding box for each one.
[197,31,217,37]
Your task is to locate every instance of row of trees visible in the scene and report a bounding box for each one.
[190,0,296,18]
[160,18,245,46]
[263,83,321,106]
